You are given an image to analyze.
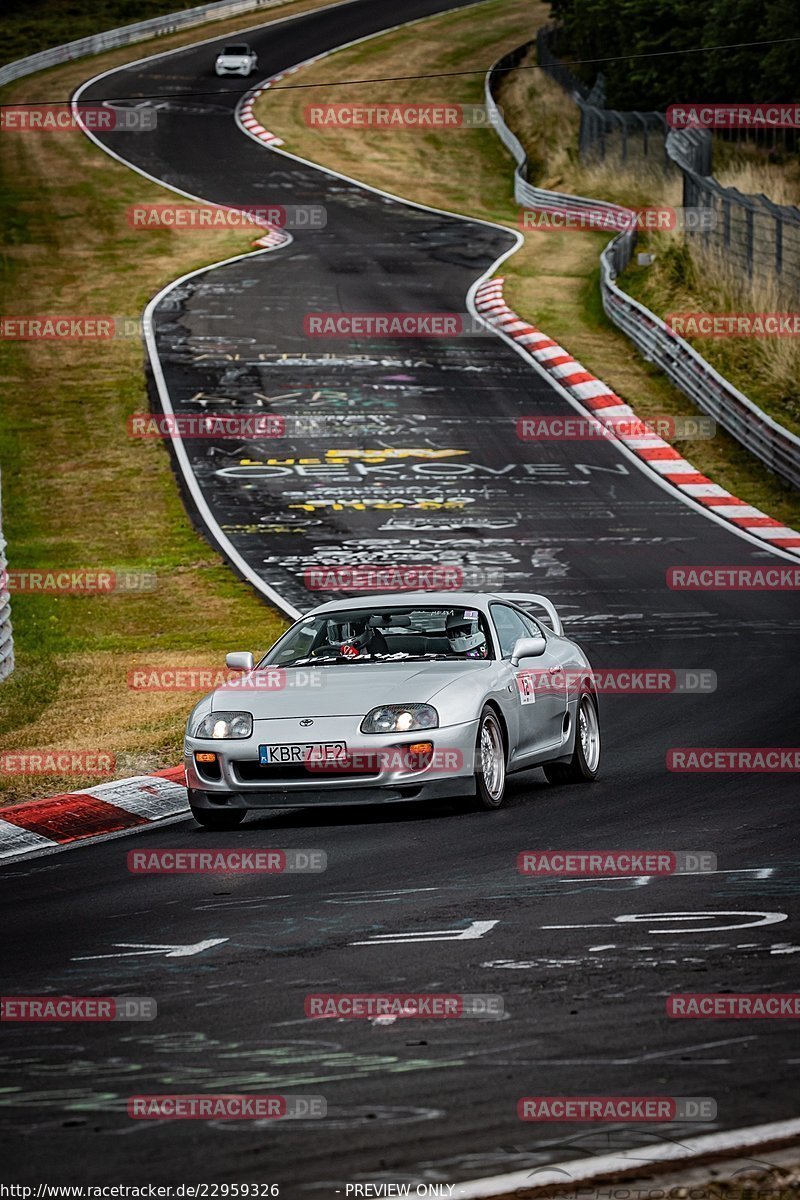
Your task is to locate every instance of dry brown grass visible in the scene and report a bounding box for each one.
[258,0,549,219]
[713,144,800,206]
[624,235,800,437]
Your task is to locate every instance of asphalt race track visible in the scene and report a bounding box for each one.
[2,0,800,1190]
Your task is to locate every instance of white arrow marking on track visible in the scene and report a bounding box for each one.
[73,938,229,960]
[351,919,498,945]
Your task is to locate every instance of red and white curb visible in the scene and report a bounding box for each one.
[238,55,324,148]
[238,91,285,146]
[475,278,800,554]
[251,225,292,249]
[237,59,327,250]
[0,766,188,862]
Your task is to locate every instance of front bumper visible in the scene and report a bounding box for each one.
[184,717,478,808]
[215,64,251,75]
[188,777,472,809]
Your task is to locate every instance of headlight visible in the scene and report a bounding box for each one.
[191,711,252,739]
[361,704,439,734]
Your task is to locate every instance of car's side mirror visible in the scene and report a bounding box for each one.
[510,636,546,666]
[226,651,254,671]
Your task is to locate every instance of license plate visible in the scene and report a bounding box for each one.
[259,741,347,765]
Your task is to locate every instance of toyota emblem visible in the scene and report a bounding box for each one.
[299,718,314,727]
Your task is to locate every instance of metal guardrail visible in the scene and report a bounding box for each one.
[599,237,800,489]
[485,52,800,491]
[0,473,14,682]
[0,0,293,87]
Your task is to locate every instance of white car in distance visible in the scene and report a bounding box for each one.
[215,43,258,77]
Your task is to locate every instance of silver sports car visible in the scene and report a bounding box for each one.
[183,591,600,828]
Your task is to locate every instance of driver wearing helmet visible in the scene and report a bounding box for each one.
[340,616,389,657]
[446,610,488,659]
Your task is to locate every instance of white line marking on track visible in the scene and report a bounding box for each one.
[543,911,788,933]
[451,1117,800,1199]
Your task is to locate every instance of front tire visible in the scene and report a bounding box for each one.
[471,707,507,810]
[543,693,600,784]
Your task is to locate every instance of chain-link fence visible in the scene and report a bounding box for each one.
[536,29,671,168]
[536,27,800,301]
[667,128,800,296]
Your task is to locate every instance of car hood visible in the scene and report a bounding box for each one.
[211,660,493,719]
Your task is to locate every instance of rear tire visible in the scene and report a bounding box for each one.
[190,803,246,830]
[543,693,600,784]
[471,707,507,810]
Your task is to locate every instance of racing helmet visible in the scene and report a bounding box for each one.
[446,610,486,655]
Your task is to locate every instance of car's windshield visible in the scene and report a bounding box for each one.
[222,45,249,54]
[261,606,495,666]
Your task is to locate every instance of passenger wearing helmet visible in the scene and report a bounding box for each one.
[446,610,488,658]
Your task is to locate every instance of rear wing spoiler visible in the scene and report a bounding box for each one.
[492,593,563,637]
